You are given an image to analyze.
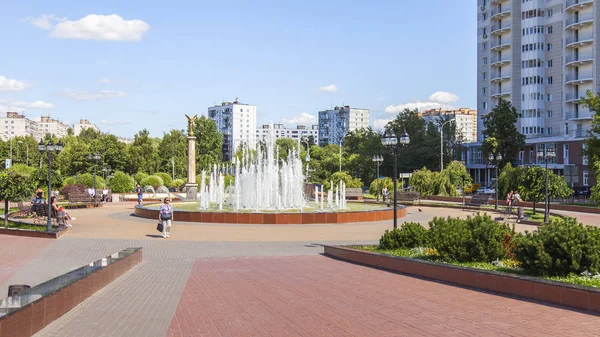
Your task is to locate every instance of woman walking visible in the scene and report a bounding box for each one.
[159,197,174,238]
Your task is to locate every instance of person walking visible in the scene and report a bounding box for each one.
[136,184,143,205]
[158,197,174,238]
[513,190,524,223]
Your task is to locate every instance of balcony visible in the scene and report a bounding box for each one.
[575,128,590,138]
[566,0,593,12]
[490,23,511,35]
[566,13,594,30]
[490,39,511,51]
[490,71,511,82]
[491,6,511,20]
[491,55,511,67]
[490,0,508,4]
[565,51,594,66]
[566,71,593,84]
[565,92,584,103]
[565,34,594,48]
[566,111,594,120]
[491,88,510,98]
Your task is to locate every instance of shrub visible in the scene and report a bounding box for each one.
[154,172,172,187]
[170,179,184,189]
[62,176,76,187]
[378,222,429,250]
[369,177,393,196]
[67,173,105,189]
[60,184,86,200]
[135,172,148,185]
[140,175,164,189]
[428,214,512,262]
[324,171,362,190]
[224,175,235,188]
[513,218,600,276]
[109,171,135,193]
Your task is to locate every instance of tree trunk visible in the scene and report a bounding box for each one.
[4,200,8,228]
[532,201,536,214]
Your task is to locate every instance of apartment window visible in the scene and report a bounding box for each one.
[482,42,487,50]
[547,76,553,84]
[547,60,553,67]
[482,13,487,20]
[483,72,487,80]
[564,144,569,160]
[482,28,487,36]
[547,94,552,102]
[547,25,553,34]
[547,9,553,17]
[547,110,553,118]
[482,57,488,65]
[518,151,524,162]
[565,123,569,136]
[483,102,488,110]
[482,87,487,95]
[583,170,589,186]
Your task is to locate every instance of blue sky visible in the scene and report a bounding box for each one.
[0,0,477,138]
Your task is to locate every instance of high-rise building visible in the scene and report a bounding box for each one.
[0,112,38,141]
[256,124,319,144]
[420,108,478,143]
[73,119,99,136]
[318,105,369,146]
[208,99,257,161]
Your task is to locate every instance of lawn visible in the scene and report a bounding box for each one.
[1,221,58,232]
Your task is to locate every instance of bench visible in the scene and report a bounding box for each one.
[463,194,490,210]
[32,205,65,227]
[68,189,98,206]
[346,188,364,201]
[394,191,421,205]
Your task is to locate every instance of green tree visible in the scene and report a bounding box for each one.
[55,137,90,176]
[194,116,223,171]
[275,138,299,162]
[90,134,129,173]
[154,172,172,187]
[343,128,385,186]
[0,169,36,227]
[128,129,160,174]
[324,171,362,190]
[441,160,472,190]
[140,175,164,189]
[158,129,187,179]
[109,171,135,193]
[498,163,525,199]
[519,166,572,213]
[482,98,525,166]
[369,177,393,196]
[409,168,436,196]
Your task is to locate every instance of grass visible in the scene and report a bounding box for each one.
[1,220,58,232]
[351,245,600,289]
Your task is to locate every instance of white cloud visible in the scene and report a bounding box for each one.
[0,99,54,112]
[315,84,338,92]
[0,76,31,92]
[99,119,131,125]
[428,91,460,104]
[373,119,392,130]
[282,112,317,124]
[98,77,138,84]
[63,89,127,100]
[50,14,150,41]
[22,14,67,30]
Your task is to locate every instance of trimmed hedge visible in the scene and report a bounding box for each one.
[379,222,429,250]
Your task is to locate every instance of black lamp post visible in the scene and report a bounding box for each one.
[537,145,556,224]
[38,139,63,231]
[372,155,383,201]
[488,152,503,210]
[88,153,101,203]
[382,128,410,229]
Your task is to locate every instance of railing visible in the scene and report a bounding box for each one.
[565,111,594,120]
[491,87,510,96]
[490,23,511,33]
[565,93,584,101]
[565,51,594,64]
[566,12,594,27]
[566,71,593,83]
[566,0,593,9]
[565,34,594,46]
[491,6,512,17]
[491,55,510,64]
[491,39,511,49]
[491,72,511,80]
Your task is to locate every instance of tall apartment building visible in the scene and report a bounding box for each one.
[471,0,597,188]
[38,116,70,139]
[0,112,38,141]
[318,105,369,146]
[208,100,257,161]
[256,124,319,144]
[420,108,478,143]
[73,119,99,136]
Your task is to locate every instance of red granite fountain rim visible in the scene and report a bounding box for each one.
[134,202,401,214]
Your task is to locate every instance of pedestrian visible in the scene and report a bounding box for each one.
[136,184,143,205]
[513,190,524,222]
[87,186,95,201]
[102,186,109,202]
[158,197,173,238]
[382,186,388,202]
[505,190,513,206]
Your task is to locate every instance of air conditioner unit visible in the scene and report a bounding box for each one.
[483,34,488,39]
[481,6,486,11]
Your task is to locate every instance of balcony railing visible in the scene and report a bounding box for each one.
[491,88,511,96]
[565,111,594,120]
[566,12,594,28]
[566,0,593,10]
[491,72,511,81]
[491,6,512,18]
[491,39,511,49]
[565,51,594,64]
[565,93,584,102]
[490,23,511,34]
[565,34,594,46]
[491,55,510,64]
[566,71,593,83]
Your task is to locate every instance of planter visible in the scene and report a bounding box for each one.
[324,245,600,315]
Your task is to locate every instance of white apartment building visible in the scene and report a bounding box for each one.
[256,124,319,144]
[420,108,478,143]
[318,105,369,146]
[0,112,38,141]
[73,119,99,136]
[38,116,69,139]
[208,99,257,161]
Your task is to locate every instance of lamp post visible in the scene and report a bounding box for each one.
[537,145,556,223]
[440,119,454,171]
[88,153,101,203]
[17,141,29,166]
[38,139,63,231]
[382,128,410,229]
[488,152,503,210]
[372,155,383,201]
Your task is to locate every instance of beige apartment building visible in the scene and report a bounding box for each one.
[420,108,478,143]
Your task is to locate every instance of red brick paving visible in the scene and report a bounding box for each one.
[167,256,600,337]
[0,235,51,287]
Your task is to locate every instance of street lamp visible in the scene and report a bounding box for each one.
[38,139,63,231]
[372,155,383,201]
[537,145,556,224]
[87,153,101,203]
[488,152,503,210]
[17,141,29,166]
[382,128,410,229]
[440,119,455,171]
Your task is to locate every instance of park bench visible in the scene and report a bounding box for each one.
[345,188,364,201]
[32,206,65,227]
[394,191,421,205]
[67,188,98,206]
[463,194,490,210]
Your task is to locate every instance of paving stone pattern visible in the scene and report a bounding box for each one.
[0,235,51,294]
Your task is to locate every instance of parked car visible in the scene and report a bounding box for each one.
[572,186,591,198]
[477,187,495,195]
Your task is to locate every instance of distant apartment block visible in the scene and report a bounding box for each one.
[256,124,319,144]
[0,112,38,141]
[38,116,70,139]
[208,99,257,161]
[74,119,99,136]
[318,105,369,146]
[420,108,478,143]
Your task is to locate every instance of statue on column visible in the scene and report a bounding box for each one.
[185,114,198,136]
[184,114,198,200]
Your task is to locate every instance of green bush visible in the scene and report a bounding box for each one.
[135,172,148,185]
[154,172,172,187]
[170,179,184,189]
[379,222,429,250]
[324,171,362,190]
[63,176,76,186]
[66,173,105,189]
[109,171,135,193]
[224,175,235,188]
[369,177,393,196]
[513,218,600,276]
[428,214,512,262]
[140,175,164,189]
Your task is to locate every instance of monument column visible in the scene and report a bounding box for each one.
[185,114,198,200]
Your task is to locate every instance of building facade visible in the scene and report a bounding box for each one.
[73,119,99,136]
[0,112,38,141]
[318,106,369,146]
[420,108,478,143]
[208,100,257,161]
[256,124,318,144]
[38,116,70,139]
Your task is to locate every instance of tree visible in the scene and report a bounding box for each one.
[154,172,172,187]
[0,169,36,227]
[409,168,436,196]
[194,116,223,171]
[128,129,160,174]
[140,175,164,189]
[519,166,572,213]
[55,137,90,176]
[109,171,135,193]
[482,98,525,166]
[275,138,299,162]
[441,161,472,190]
[158,129,187,179]
[324,171,362,190]
[343,128,385,186]
[498,163,525,199]
[90,134,129,173]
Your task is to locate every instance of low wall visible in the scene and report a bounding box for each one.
[324,245,600,315]
[0,248,142,337]
[0,227,67,239]
[134,205,406,224]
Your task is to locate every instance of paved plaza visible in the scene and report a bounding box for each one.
[0,203,599,336]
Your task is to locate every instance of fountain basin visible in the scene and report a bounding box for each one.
[134,202,406,224]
